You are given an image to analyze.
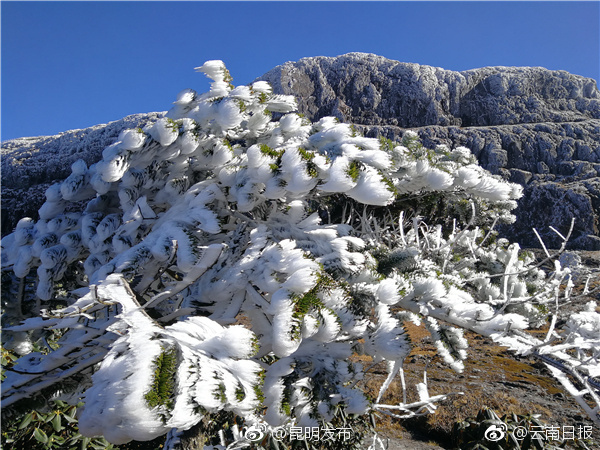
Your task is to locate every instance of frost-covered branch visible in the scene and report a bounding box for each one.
[2,61,598,446]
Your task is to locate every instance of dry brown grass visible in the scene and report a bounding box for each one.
[353,321,569,440]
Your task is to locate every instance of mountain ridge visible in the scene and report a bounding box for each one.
[258,52,599,128]
[258,53,600,249]
[2,53,599,248]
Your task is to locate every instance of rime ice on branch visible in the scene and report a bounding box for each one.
[2,60,599,446]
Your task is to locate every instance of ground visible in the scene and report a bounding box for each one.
[366,250,600,449]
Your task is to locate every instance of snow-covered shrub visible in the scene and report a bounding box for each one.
[2,61,598,447]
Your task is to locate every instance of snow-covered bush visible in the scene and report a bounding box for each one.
[2,61,599,448]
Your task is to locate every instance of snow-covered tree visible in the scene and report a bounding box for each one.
[2,61,599,448]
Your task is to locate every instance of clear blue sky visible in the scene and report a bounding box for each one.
[2,1,599,141]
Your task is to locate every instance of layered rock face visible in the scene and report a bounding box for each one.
[259,53,600,249]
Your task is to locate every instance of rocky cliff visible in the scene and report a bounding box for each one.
[2,53,599,249]
[258,53,600,249]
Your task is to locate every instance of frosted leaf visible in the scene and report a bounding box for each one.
[14,246,34,278]
[269,289,301,357]
[246,145,276,183]
[210,140,234,166]
[179,130,200,154]
[60,230,82,248]
[215,98,243,129]
[367,305,411,361]
[263,174,287,199]
[455,166,482,188]
[47,214,78,234]
[16,217,35,230]
[70,159,88,175]
[318,155,356,193]
[346,166,394,206]
[466,174,516,202]
[148,118,179,147]
[280,148,318,195]
[151,236,174,262]
[96,214,121,241]
[31,233,59,258]
[565,302,600,342]
[338,386,369,415]
[36,266,56,300]
[44,183,63,202]
[301,314,319,339]
[411,278,446,303]
[38,200,66,221]
[195,60,228,81]
[173,88,197,105]
[279,113,303,134]
[480,313,529,333]
[77,336,168,444]
[119,128,147,150]
[188,101,215,127]
[40,245,68,269]
[229,85,252,101]
[189,208,220,234]
[312,309,341,343]
[426,317,468,373]
[119,186,140,211]
[90,171,113,194]
[14,218,36,245]
[377,278,401,305]
[251,80,272,94]
[451,146,473,163]
[209,80,231,98]
[401,130,419,145]
[265,95,297,113]
[282,268,317,294]
[169,317,256,359]
[246,110,271,134]
[351,147,393,170]
[426,167,453,190]
[97,154,131,183]
[3,331,32,356]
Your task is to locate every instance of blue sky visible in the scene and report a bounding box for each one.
[2,1,599,141]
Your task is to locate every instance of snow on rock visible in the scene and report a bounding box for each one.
[2,112,165,235]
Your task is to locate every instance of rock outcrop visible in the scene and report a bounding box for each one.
[259,53,600,249]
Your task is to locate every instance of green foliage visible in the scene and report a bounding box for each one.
[215,382,227,403]
[1,346,18,381]
[375,248,418,277]
[165,117,181,134]
[293,289,323,320]
[290,272,338,339]
[223,137,235,152]
[346,160,362,182]
[378,135,396,152]
[0,400,115,450]
[298,147,319,177]
[223,67,234,89]
[144,347,177,412]
[260,143,283,158]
